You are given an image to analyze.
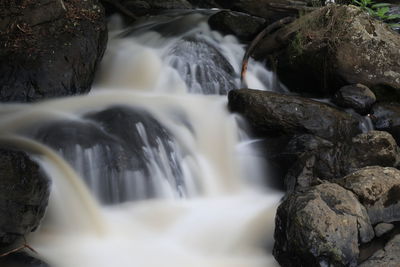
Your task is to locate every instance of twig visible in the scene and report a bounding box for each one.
[101,0,138,20]
[0,236,37,258]
[240,17,295,87]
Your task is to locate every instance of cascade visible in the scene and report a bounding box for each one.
[0,12,283,267]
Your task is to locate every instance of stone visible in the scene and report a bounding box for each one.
[333,84,376,115]
[371,103,400,145]
[338,166,400,224]
[208,11,265,41]
[0,252,49,267]
[285,131,400,191]
[256,5,400,98]
[228,89,361,142]
[374,223,394,237]
[274,183,374,267]
[0,0,107,102]
[0,148,50,247]
[359,234,400,267]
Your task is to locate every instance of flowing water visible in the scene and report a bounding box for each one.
[0,12,283,267]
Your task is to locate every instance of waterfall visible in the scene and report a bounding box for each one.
[0,12,283,267]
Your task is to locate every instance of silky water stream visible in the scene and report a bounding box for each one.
[0,12,283,267]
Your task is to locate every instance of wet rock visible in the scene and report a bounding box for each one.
[338,166,400,225]
[168,37,236,94]
[274,183,374,267]
[32,106,186,203]
[228,89,361,142]
[256,5,400,97]
[0,0,107,102]
[371,103,400,145]
[285,131,400,191]
[347,131,400,171]
[208,11,265,41]
[0,252,49,267]
[120,0,192,17]
[359,234,400,267]
[0,148,50,247]
[333,84,376,115]
[375,223,395,237]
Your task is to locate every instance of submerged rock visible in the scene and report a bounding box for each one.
[228,89,361,142]
[208,11,265,41]
[33,106,186,204]
[371,103,400,145]
[338,166,400,225]
[0,0,107,102]
[256,5,400,97]
[274,183,374,267]
[360,234,400,267]
[333,84,376,115]
[0,148,50,247]
[168,37,236,94]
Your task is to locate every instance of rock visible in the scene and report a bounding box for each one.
[256,5,400,97]
[168,37,236,94]
[371,103,400,145]
[338,166,400,224]
[0,148,50,247]
[0,0,107,102]
[228,89,361,142]
[274,183,374,267]
[208,11,265,41]
[359,234,400,267]
[285,131,400,191]
[0,252,49,267]
[374,223,394,237]
[333,84,376,115]
[347,131,400,171]
[32,106,186,203]
[120,0,192,16]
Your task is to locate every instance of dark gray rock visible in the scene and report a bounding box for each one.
[359,234,400,267]
[256,5,400,97]
[333,84,376,115]
[0,0,107,102]
[371,103,400,145]
[274,183,374,267]
[121,0,192,16]
[228,89,361,142]
[374,223,395,237]
[0,148,50,247]
[338,166,400,225]
[285,131,400,191]
[208,11,265,41]
[0,252,49,267]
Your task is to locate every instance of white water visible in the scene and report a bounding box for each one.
[0,13,282,267]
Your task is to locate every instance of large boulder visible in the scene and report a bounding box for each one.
[256,5,400,98]
[285,131,400,191]
[228,89,361,142]
[274,182,374,267]
[371,102,400,145]
[0,148,50,247]
[338,166,400,225]
[0,0,107,102]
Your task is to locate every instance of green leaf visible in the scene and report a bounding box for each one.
[389,23,400,27]
[387,14,400,20]
[371,3,390,8]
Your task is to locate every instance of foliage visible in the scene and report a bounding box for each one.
[352,0,400,28]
